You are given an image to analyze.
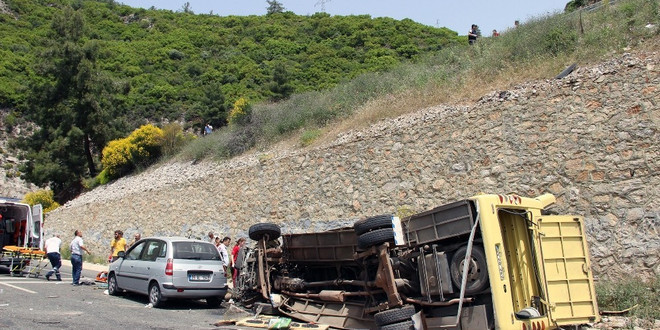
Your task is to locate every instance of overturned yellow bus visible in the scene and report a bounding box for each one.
[237,193,600,329]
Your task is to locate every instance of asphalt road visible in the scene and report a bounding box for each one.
[0,262,241,329]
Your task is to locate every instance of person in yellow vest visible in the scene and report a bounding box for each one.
[110,230,127,262]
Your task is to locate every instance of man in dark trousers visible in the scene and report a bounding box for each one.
[44,234,62,281]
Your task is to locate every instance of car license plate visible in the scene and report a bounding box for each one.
[188,273,210,281]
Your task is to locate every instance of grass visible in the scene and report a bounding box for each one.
[176,0,658,162]
[596,275,660,321]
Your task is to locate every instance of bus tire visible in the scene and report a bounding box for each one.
[357,228,394,250]
[354,215,393,235]
[374,305,416,326]
[248,223,281,241]
[450,245,489,294]
[379,320,414,330]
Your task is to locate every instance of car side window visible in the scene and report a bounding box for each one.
[126,242,145,260]
[142,240,165,262]
[158,242,167,258]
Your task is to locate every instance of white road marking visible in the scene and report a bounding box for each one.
[0,281,37,294]
[0,281,70,284]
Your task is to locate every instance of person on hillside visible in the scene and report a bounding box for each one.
[44,234,62,281]
[468,24,480,45]
[203,123,213,136]
[492,29,500,37]
[110,230,127,262]
[70,230,90,286]
[231,237,246,282]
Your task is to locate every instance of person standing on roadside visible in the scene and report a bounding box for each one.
[231,237,246,282]
[218,237,231,277]
[110,230,127,262]
[70,230,90,286]
[128,233,141,249]
[44,234,62,281]
[207,231,215,243]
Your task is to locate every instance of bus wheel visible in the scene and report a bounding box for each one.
[450,245,489,294]
[374,305,416,326]
[248,223,281,241]
[354,214,393,235]
[357,228,394,250]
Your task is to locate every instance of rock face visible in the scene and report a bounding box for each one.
[0,110,36,198]
[47,52,659,280]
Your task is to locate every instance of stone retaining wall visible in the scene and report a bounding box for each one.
[47,52,659,280]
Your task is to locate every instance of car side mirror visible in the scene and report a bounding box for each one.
[117,251,126,258]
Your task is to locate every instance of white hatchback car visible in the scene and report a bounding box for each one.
[108,237,228,307]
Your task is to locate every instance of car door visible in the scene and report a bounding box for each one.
[116,241,146,292]
[134,239,167,294]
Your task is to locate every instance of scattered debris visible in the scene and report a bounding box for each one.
[556,63,577,79]
[600,304,639,315]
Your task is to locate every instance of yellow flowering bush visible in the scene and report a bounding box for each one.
[22,189,60,213]
[101,124,164,180]
[101,138,135,178]
[128,124,164,164]
[227,97,251,126]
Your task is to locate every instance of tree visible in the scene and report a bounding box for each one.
[268,62,294,101]
[18,6,117,203]
[181,2,194,14]
[266,0,285,14]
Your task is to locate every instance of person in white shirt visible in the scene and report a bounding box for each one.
[69,230,90,286]
[218,237,231,269]
[44,234,62,281]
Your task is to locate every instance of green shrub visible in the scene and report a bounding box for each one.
[300,129,322,147]
[22,189,60,213]
[161,122,196,157]
[596,275,660,320]
[4,113,17,133]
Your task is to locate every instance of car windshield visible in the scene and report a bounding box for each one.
[172,241,221,260]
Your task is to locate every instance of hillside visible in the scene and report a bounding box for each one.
[0,0,459,125]
[48,49,659,282]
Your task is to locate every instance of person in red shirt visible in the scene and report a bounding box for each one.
[231,237,246,283]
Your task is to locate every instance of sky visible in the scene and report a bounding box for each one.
[119,0,569,35]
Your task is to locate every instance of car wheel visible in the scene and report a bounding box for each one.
[108,273,121,296]
[379,320,414,330]
[354,214,393,235]
[450,245,489,294]
[149,282,164,308]
[357,228,394,250]
[206,296,222,308]
[248,223,281,241]
[374,305,416,326]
